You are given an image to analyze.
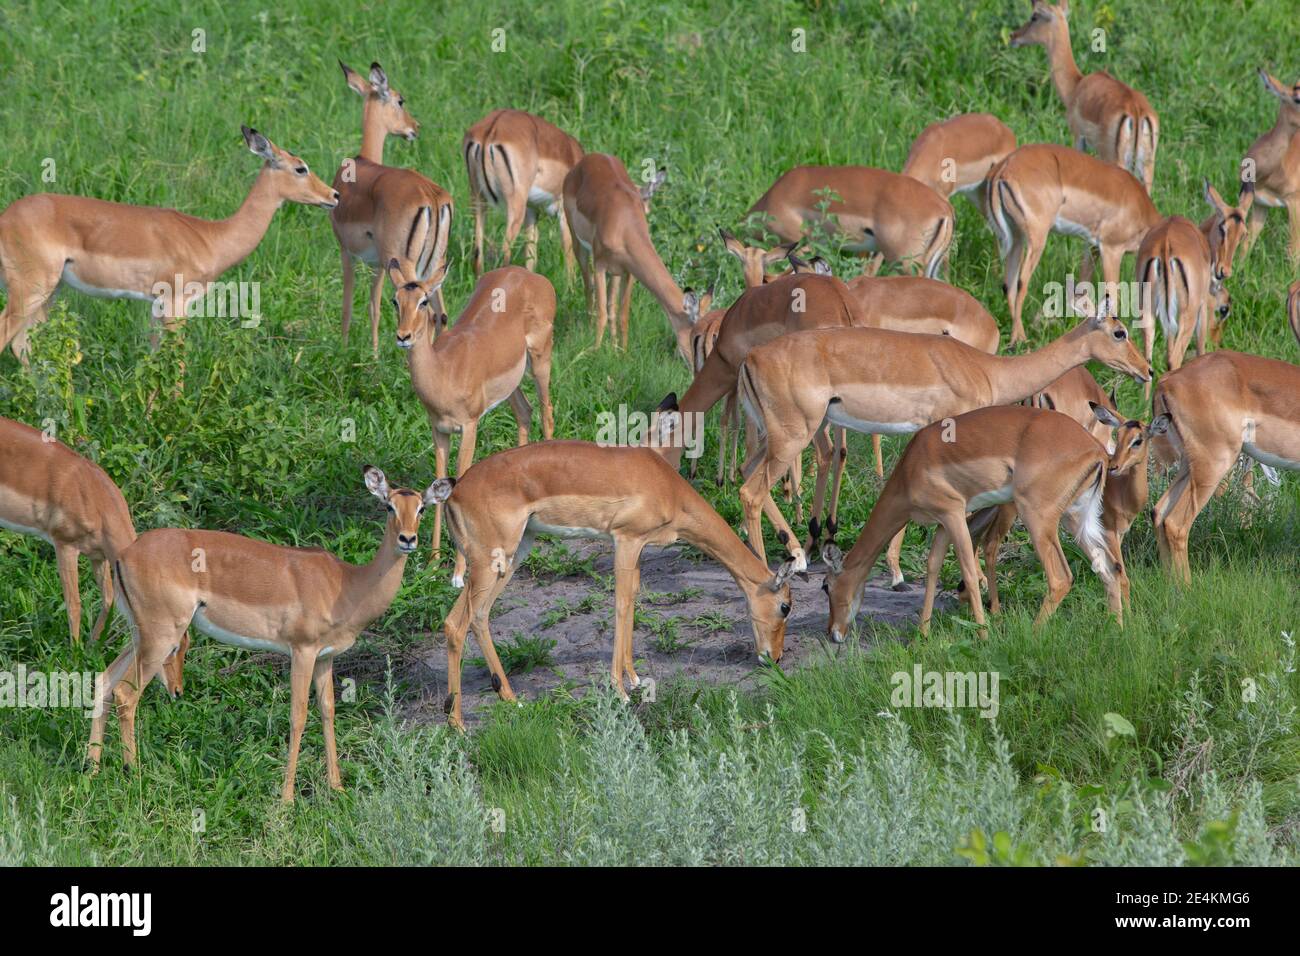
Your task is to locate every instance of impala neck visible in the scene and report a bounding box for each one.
[207,166,285,276]
[341,520,410,629]
[676,488,773,596]
[405,315,440,381]
[1044,27,1083,103]
[625,232,686,325]
[833,491,911,606]
[987,324,1098,406]
[359,100,388,164]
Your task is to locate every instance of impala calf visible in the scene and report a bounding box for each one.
[0,127,337,360]
[427,442,796,729]
[1011,1,1159,191]
[1240,70,1300,264]
[87,466,434,803]
[332,61,453,355]
[464,109,584,276]
[563,154,689,356]
[822,405,1120,639]
[748,165,954,278]
[1151,350,1300,581]
[901,112,1018,212]
[389,262,556,585]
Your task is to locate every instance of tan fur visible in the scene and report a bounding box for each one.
[1239,71,1300,265]
[901,112,1018,212]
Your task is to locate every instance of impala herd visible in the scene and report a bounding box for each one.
[1,3,1298,802]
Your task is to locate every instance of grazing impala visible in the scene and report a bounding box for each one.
[728,300,1149,573]
[987,143,1163,344]
[1239,70,1300,264]
[332,61,453,355]
[464,109,584,276]
[87,466,433,803]
[389,262,555,585]
[1010,1,1159,192]
[748,165,954,278]
[1151,350,1300,581]
[426,442,796,729]
[901,113,1018,212]
[821,405,1120,639]
[563,154,688,356]
[0,417,136,644]
[0,126,338,361]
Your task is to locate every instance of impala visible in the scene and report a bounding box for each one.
[728,300,1149,573]
[821,405,1120,639]
[748,165,954,278]
[332,61,453,355]
[987,143,1163,344]
[87,466,433,803]
[1290,279,1300,346]
[563,154,689,356]
[1239,70,1300,264]
[464,109,584,276]
[0,417,135,645]
[901,112,1018,212]
[388,261,556,586]
[426,442,796,728]
[719,229,800,287]
[1151,350,1300,581]
[1010,0,1159,192]
[0,126,338,361]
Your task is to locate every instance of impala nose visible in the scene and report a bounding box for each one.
[395,332,413,349]
[397,533,417,552]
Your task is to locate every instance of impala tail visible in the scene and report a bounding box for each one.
[923,213,953,279]
[1067,461,1112,581]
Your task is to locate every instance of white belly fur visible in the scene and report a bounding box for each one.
[60,265,155,302]
[0,515,52,544]
[824,404,917,436]
[1243,443,1300,472]
[967,484,1014,509]
[526,517,611,541]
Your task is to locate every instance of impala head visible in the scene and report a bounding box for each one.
[241,126,339,209]
[388,258,450,348]
[640,168,667,215]
[820,543,858,644]
[1010,0,1068,48]
[342,60,420,141]
[1092,403,1169,478]
[1209,279,1232,347]
[747,560,796,663]
[1079,295,1151,383]
[719,228,799,287]
[1258,69,1300,124]
[364,465,437,554]
[682,287,714,326]
[1204,179,1253,282]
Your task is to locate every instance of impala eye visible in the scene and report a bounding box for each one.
[1113,328,1127,340]
[295,165,308,176]
[398,96,405,107]
[780,602,791,618]
[387,503,395,513]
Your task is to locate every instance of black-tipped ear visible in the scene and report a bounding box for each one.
[424,476,456,506]
[1090,401,1124,428]
[657,392,679,412]
[242,125,275,162]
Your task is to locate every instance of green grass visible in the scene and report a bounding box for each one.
[1,0,1298,865]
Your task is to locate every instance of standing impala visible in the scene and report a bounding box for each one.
[563,154,689,356]
[331,61,453,355]
[0,126,338,360]
[1239,70,1300,265]
[1151,350,1300,581]
[748,165,954,278]
[901,112,1018,213]
[987,143,1162,344]
[464,109,584,276]
[728,301,1149,573]
[426,442,796,729]
[389,261,556,586]
[87,466,434,803]
[0,417,135,644]
[821,405,1120,639]
[1010,0,1159,192]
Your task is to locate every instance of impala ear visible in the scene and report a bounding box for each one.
[656,393,680,441]
[719,228,745,258]
[1203,178,1225,213]
[424,259,450,296]
[683,288,699,321]
[700,285,715,312]
[363,465,390,500]
[424,477,455,506]
[768,559,797,592]
[241,125,276,163]
[340,61,370,96]
[387,257,406,290]
[640,168,667,203]
[1148,414,1171,437]
[821,543,845,575]
[1091,293,1113,325]
[369,61,390,98]
[1258,68,1288,100]
[1089,401,1124,428]
[811,255,832,276]
[764,241,799,266]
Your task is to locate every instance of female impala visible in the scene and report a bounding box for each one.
[563,154,688,356]
[1151,349,1300,581]
[388,261,556,585]
[987,143,1163,344]
[464,109,584,276]
[426,442,796,729]
[1239,70,1300,264]
[331,61,453,355]
[748,165,954,278]
[1010,0,1159,192]
[0,417,136,644]
[901,112,1018,212]
[0,126,338,360]
[728,301,1149,573]
[87,466,434,803]
[821,405,1120,639]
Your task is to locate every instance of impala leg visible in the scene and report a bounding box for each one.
[527,339,556,440]
[367,266,385,357]
[0,274,56,364]
[502,193,529,267]
[313,658,343,792]
[1009,230,1047,346]
[523,208,539,272]
[507,388,533,446]
[87,642,139,769]
[471,193,487,277]
[281,647,315,803]
[1286,197,1300,267]
[55,544,82,644]
[450,420,479,587]
[872,434,883,477]
[557,206,577,282]
[115,623,183,769]
[828,428,848,537]
[1153,443,1236,584]
[739,442,807,569]
[340,248,355,341]
[864,253,885,277]
[618,274,634,350]
[611,537,645,696]
[982,504,1018,615]
[431,426,451,572]
[594,267,609,348]
[715,394,735,486]
[88,558,114,643]
[1023,513,1073,626]
[919,525,951,636]
[941,512,986,631]
[885,528,907,589]
[623,561,642,689]
[1239,205,1268,262]
[1140,280,1156,401]
[1194,300,1209,359]
[787,451,804,526]
[805,427,835,552]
